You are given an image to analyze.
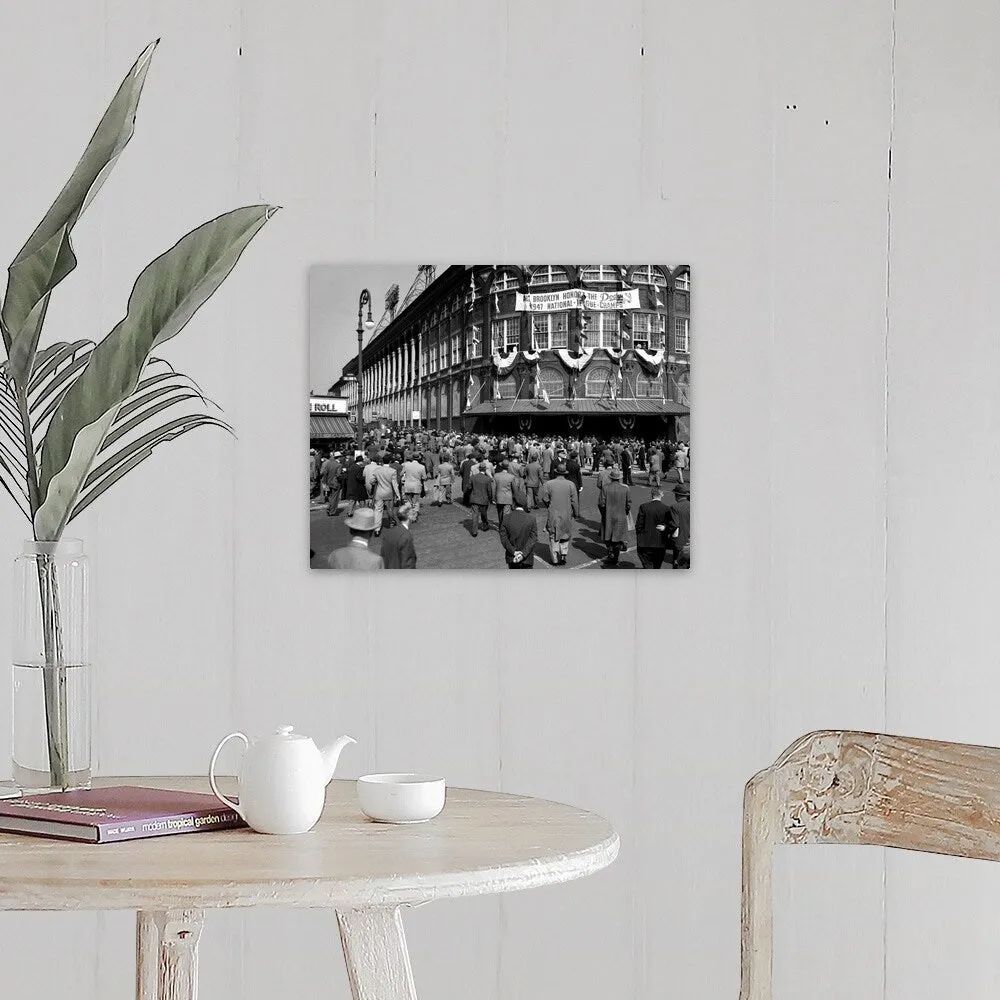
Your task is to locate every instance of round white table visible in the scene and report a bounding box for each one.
[0,776,619,999]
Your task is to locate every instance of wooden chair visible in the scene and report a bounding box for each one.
[740,729,1000,1000]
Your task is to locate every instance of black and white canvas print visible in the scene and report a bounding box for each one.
[308,264,691,570]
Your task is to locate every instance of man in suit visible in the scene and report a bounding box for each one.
[321,451,343,515]
[601,467,631,566]
[400,453,427,521]
[379,502,417,569]
[539,463,579,565]
[459,453,475,506]
[499,499,537,569]
[368,453,401,535]
[524,454,543,510]
[634,487,674,569]
[345,452,368,515]
[434,452,455,506]
[492,460,517,528]
[565,449,583,495]
[669,481,691,568]
[469,462,495,536]
[327,508,384,570]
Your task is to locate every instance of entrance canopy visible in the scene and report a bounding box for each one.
[310,414,355,438]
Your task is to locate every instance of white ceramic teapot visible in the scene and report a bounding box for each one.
[209,725,356,834]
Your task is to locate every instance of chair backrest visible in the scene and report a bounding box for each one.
[740,729,1000,1000]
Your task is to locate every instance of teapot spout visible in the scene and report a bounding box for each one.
[320,734,357,783]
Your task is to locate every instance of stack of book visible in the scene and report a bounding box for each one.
[0,785,246,843]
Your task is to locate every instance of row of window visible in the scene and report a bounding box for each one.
[412,313,690,375]
[495,366,668,399]
[491,265,690,290]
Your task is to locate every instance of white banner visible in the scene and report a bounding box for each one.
[514,288,640,312]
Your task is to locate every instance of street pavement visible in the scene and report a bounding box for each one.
[309,471,688,570]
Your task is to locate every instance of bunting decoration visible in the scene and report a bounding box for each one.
[492,350,520,373]
[634,345,666,371]
[556,347,596,371]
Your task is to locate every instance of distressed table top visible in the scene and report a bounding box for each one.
[0,777,619,911]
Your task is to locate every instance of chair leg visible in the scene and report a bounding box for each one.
[337,905,419,1000]
[136,909,204,1000]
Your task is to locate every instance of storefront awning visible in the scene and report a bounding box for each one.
[462,398,690,417]
[310,414,355,438]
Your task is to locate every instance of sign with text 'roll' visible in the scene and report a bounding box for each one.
[514,288,640,312]
[309,396,348,414]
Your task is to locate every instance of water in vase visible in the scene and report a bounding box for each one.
[12,662,91,791]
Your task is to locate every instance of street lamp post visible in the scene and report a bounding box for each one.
[356,288,374,457]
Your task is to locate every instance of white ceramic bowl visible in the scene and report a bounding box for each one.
[357,773,446,823]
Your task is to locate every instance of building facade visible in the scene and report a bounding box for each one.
[330,265,691,440]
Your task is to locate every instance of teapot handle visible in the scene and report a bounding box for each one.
[209,732,249,821]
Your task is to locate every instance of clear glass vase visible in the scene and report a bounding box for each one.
[11,538,91,792]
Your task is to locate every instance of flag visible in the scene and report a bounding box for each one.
[655,288,664,310]
[494,291,500,314]
[542,388,550,406]
[467,372,474,396]
[493,378,501,401]
[533,365,541,398]
[468,273,476,312]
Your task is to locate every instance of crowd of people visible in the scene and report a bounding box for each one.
[309,430,690,570]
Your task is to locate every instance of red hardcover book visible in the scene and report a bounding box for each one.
[0,785,246,843]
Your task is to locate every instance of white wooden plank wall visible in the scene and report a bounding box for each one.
[0,2,996,999]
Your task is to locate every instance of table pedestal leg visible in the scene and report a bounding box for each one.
[136,909,204,1000]
[337,906,419,1000]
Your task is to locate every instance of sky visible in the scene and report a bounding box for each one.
[308,264,451,394]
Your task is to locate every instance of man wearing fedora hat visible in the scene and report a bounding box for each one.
[669,480,691,568]
[538,462,578,564]
[379,502,417,569]
[601,466,631,566]
[327,507,384,570]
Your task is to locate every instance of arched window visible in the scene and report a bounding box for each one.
[529,265,569,287]
[492,269,520,290]
[634,373,665,399]
[585,363,615,398]
[631,265,668,286]
[580,265,620,283]
[497,375,516,399]
[538,365,566,398]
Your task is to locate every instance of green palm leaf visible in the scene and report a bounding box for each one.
[0,380,30,517]
[2,42,157,386]
[70,413,231,522]
[28,341,95,440]
[33,203,277,541]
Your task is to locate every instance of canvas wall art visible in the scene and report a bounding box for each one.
[308,264,691,570]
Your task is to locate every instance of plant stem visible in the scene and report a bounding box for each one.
[14,383,69,788]
[36,553,69,788]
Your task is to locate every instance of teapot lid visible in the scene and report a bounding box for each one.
[270,724,309,741]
